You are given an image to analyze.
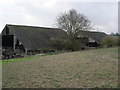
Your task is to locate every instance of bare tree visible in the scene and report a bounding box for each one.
[56,9,91,38]
[54,9,92,51]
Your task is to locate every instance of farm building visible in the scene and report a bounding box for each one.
[84,31,107,47]
[75,31,107,47]
[1,24,67,57]
[1,24,107,58]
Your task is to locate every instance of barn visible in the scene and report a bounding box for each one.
[1,24,107,59]
[1,24,67,58]
[76,31,107,47]
[86,31,107,47]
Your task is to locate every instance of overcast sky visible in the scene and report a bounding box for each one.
[0,0,118,34]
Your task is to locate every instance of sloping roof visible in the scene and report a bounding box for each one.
[87,31,107,43]
[2,24,66,50]
[78,31,107,43]
[1,24,107,50]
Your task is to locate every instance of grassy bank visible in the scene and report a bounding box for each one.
[2,47,118,88]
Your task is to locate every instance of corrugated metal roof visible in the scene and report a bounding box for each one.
[87,31,107,43]
[2,24,66,50]
[1,24,107,50]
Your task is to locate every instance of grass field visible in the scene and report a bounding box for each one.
[2,47,118,88]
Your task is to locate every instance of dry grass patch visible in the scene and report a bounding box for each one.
[2,47,118,88]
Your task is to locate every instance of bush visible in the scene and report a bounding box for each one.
[101,36,119,48]
[64,37,85,51]
[50,35,85,51]
[49,39,64,50]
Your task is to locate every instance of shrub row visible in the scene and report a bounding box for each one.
[100,36,120,48]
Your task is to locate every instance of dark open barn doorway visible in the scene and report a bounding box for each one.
[2,35,14,49]
[2,35,26,59]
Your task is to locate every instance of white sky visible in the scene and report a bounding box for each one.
[0,0,119,34]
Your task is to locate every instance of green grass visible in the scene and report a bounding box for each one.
[1,56,34,64]
[1,52,64,64]
[2,47,118,88]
